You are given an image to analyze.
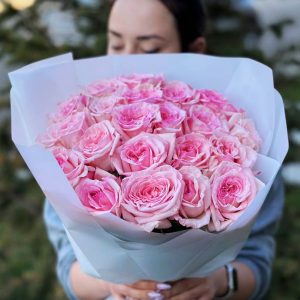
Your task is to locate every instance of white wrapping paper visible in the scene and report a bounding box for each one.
[9,53,288,283]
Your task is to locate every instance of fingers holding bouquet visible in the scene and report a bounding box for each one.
[110,280,171,300]
[160,278,219,300]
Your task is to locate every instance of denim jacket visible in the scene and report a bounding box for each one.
[43,173,284,300]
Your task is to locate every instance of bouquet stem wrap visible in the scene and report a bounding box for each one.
[9,53,288,283]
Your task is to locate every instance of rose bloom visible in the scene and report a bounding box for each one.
[121,83,163,103]
[76,120,120,170]
[37,110,92,148]
[162,80,194,103]
[196,89,238,114]
[184,105,228,136]
[85,79,126,97]
[51,146,93,186]
[210,132,257,169]
[121,165,184,232]
[88,95,121,122]
[229,114,261,151]
[173,166,211,229]
[49,94,88,123]
[75,177,121,215]
[112,102,161,139]
[172,133,212,170]
[209,161,263,232]
[112,132,175,175]
[154,102,186,136]
[118,73,164,89]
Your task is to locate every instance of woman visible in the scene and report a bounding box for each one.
[44,0,284,299]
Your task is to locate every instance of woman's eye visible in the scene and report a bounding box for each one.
[111,45,124,51]
[143,48,161,54]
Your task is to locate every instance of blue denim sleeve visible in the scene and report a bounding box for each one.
[43,200,78,300]
[236,171,284,300]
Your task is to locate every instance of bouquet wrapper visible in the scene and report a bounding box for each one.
[9,53,288,283]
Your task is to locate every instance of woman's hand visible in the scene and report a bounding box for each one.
[161,262,257,300]
[160,278,218,300]
[161,268,227,300]
[108,280,166,300]
[70,261,169,300]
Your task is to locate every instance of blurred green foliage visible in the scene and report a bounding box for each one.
[0,1,299,299]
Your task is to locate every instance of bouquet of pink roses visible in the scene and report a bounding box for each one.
[37,73,263,233]
[9,53,288,283]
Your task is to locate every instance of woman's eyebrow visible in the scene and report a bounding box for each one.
[108,29,122,38]
[108,30,166,42]
[136,35,166,41]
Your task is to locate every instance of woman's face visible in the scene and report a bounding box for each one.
[107,0,182,55]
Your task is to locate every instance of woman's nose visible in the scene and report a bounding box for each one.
[123,43,138,54]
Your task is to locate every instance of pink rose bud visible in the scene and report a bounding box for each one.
[76,120,120,171]
[121,165,184,232]
[75,177,121,215]
[173,166,211,229]
[208,161,264,232]
[112,132,175,175]
[112,102,161,140]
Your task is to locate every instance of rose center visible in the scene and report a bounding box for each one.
[218,177,243,205]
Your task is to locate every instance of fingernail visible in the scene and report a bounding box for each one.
[157,283,172,290]
[148,291,163,299]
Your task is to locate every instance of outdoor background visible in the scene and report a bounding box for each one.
[0,0,299,299]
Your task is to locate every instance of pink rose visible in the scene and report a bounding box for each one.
[172,133,212,170]
[162,81,194,103]
[49,94,88,123]
[75,177,121,215]
[209,161,262,232]
[88,95,120,122]
[228,114,261,151]
[184,105,228,136]
[154,102,186,135]
[227,112,246,128]
[197,90,234,112]
[118,73,164,89]
[173,166,211,229]
[76,120,120,170]
[121,165,184,232]
[121,83,163,103]
[94,167,120,181]
[112,102,161,139]
[51,146,93,186]
[37,110,92,148]
[210,132,257,169]
[177,91,201,108]
[85,79,126,97]
[112,133,175,175]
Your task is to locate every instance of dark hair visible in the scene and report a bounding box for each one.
[159,0,207,51]
[109,0,207,52]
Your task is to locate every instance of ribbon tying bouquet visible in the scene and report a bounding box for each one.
[9,53,288,283]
